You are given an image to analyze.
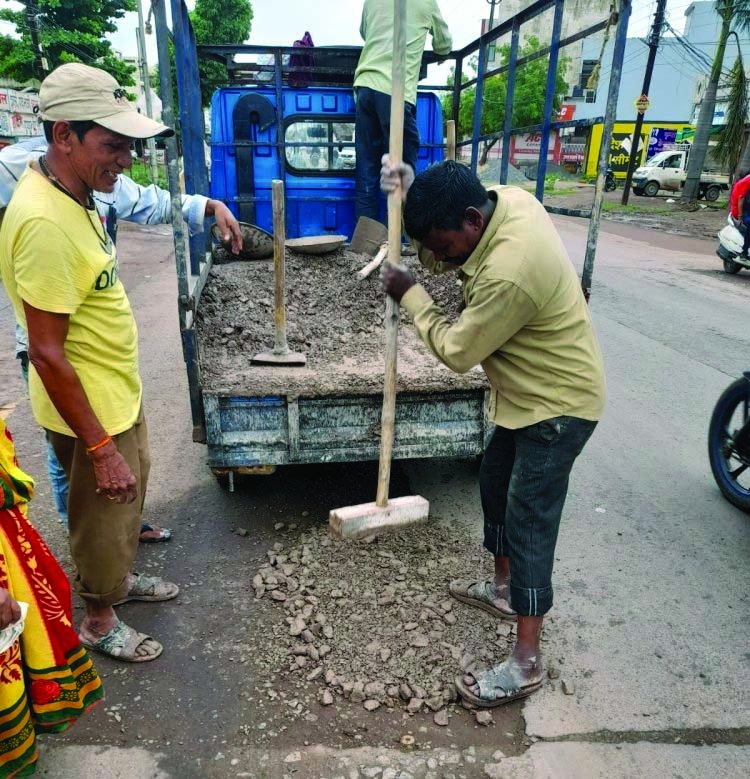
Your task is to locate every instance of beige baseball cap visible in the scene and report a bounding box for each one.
[39,63,173,139]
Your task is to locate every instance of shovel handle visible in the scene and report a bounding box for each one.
[271,179,289,354]
[376,0,407,508]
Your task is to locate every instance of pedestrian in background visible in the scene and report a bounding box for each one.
[353,0,452,222]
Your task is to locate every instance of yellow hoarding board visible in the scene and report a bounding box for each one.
[585,122,693,178]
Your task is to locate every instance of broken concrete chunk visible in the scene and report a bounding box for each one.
[363,699,381,711]
[475,710,494,726]
[433,709,449,726]
[562,679,575,695]
[406,697,424,714]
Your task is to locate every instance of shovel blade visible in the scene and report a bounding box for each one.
[251,350,307,366]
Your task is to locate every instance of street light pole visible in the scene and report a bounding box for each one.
[621,0,667,204]
[136,0,159,183]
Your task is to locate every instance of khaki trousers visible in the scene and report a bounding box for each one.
[47,408,150,607]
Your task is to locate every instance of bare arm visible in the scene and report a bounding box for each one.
[24,302,137,503]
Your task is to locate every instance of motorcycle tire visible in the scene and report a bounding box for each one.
[604,179,617,192]
[723,259,743,274]
[708,377,750,513]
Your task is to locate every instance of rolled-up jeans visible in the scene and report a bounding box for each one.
[480,416,597,617]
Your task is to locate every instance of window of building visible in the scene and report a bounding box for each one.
[285,118,356,173]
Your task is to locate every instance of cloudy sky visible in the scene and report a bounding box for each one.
[0,0,698,76]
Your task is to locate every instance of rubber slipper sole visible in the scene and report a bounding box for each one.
[113,586,180,606]
[449,585,517,621]
[79,633,164,664]
[454,674,541,708]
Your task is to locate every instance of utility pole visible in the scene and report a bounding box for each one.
[486,0,500,68]
[24,1,48,81]
[621,0,667,204]
[136,0,159,183]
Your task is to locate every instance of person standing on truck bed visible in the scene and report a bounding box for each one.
[353,0,452,222]
[0,63,186,663]
[0,136,242,544]
[380,158,606,708]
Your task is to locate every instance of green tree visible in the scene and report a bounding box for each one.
[681,1,750,206]
[0,1,135,86]
[441,37,568,166]
[713,54,748,182]
[192,0,253,107]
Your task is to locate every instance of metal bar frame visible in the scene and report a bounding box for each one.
[581,0,631,300]
[461,18,610,90]
[155,0,206,439]
[534,0,565,201]
[499,19,520,185]
[469,37,488,176]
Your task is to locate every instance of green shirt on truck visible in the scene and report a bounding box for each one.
[354,0,453,106]
[402,186,607,430]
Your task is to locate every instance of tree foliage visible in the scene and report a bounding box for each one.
[192,0,254,107]
[714,56,749,181]
[441,37,568,163]
[0,0,135,86]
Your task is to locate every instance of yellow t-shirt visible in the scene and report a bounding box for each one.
[402,186,606,429]
[0,165,141,437]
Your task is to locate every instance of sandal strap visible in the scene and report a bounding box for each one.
[94,621,148,658]
[129,574,164,597]
[475,660,526,701]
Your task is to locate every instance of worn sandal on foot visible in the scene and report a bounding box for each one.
[80,620,163,663]
[455,660,542,708]
[449,579,516,620]
[139,522,172,544]
[114,574,180,605]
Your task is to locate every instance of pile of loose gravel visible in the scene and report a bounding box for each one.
[250,521,518,724]
[196,250,487,396]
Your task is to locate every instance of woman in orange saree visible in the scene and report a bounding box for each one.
[0,419,102,777]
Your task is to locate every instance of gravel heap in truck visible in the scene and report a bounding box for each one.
[197,248,488,397]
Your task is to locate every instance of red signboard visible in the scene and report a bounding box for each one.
[557,104,576,122]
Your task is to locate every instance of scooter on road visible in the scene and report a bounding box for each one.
[716,216,750,274]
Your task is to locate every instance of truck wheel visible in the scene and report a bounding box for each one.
[723,259,743,274]
[704,185,721,202]
[643,181,660,197]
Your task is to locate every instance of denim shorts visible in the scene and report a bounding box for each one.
[479,416,597,617]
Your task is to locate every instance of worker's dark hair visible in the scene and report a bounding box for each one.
[404,160,489,241]
[43,120,98,143]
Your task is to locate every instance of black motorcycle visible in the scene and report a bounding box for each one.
[708,373,750,512]
[605,168,617,192]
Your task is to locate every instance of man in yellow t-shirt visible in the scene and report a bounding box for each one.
[353,0,452,221]
[0,63,180,663]
[381,159,605,709]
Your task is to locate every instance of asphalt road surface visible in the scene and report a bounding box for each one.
[0,215,747,779]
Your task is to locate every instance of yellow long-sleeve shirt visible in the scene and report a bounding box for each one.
[401,186,606,429]
[354,0,453,106]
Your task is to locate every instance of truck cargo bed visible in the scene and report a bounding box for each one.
[195,251,490,466]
